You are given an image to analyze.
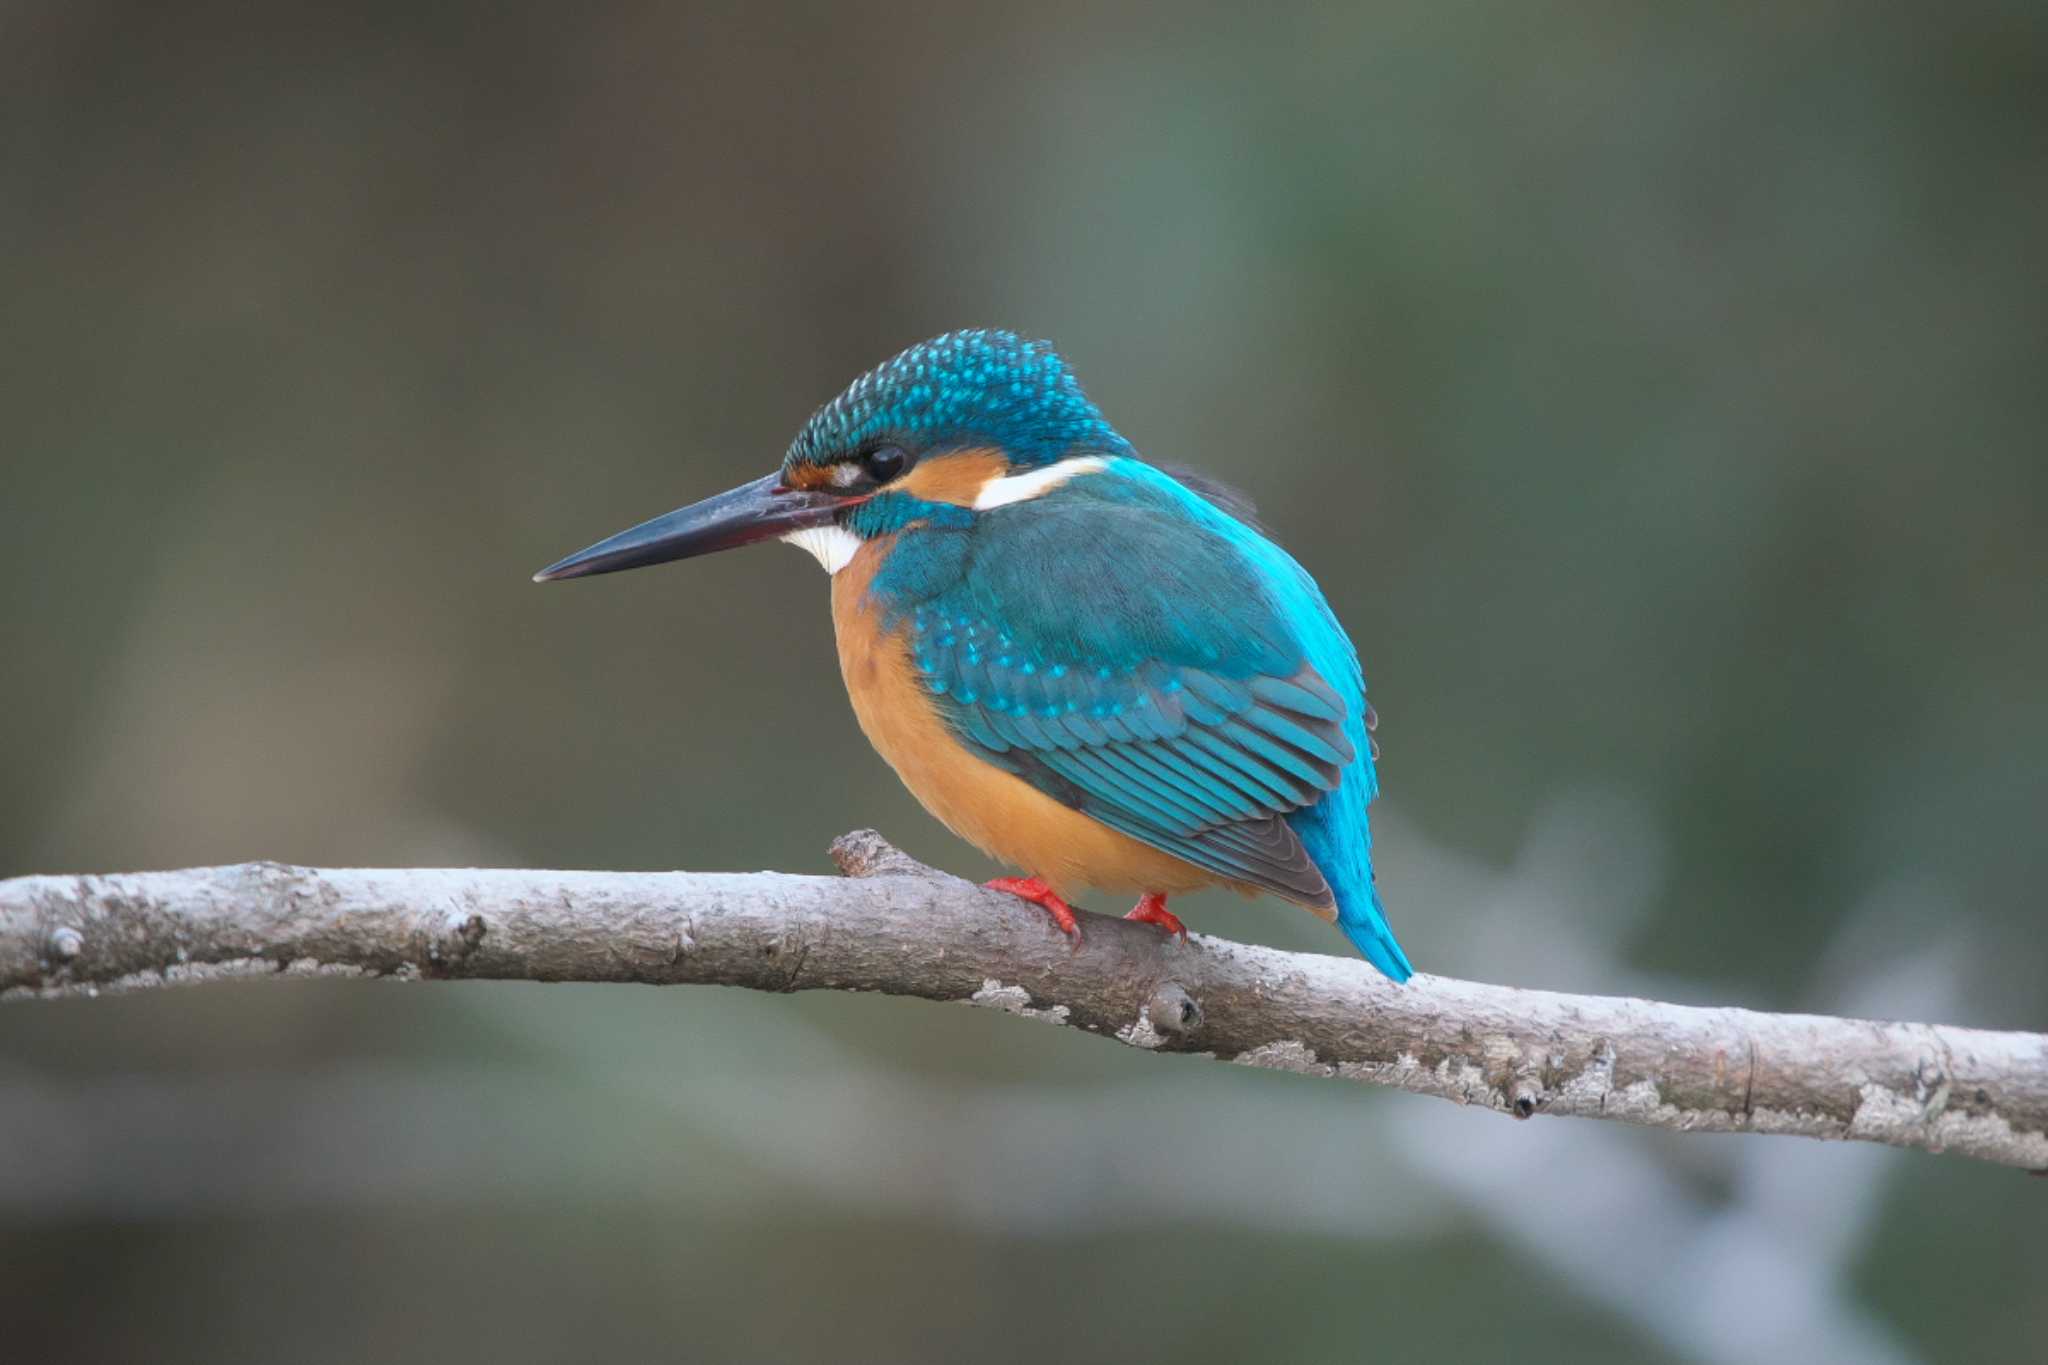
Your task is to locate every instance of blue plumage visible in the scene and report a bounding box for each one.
[858,455,1410,981]
[536,328,1412,981]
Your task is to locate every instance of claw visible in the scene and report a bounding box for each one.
[1124,892,1187,940]
[984,876,1083,941]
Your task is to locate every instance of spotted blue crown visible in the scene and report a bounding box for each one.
[785,329,1135,471]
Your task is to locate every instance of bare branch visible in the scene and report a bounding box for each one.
[3,831,2043,1172]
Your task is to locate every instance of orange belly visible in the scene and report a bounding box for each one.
[830,540,1222,902]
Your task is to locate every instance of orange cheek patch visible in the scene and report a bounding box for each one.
[897,448,1009,506]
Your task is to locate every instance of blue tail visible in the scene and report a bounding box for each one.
[1285,750,1413,982]
[1339,884,1412,983]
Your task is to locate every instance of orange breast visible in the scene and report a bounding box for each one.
[830,538,1223,902]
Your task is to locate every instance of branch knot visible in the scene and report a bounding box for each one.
[829,829,933,880]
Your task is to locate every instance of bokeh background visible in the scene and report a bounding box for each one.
[5,2,2045,1361]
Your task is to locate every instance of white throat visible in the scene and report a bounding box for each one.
[780,524,862,575]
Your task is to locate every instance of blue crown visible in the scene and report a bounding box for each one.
[785,329,1133,470]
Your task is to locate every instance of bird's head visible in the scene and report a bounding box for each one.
[533,329,1132,582]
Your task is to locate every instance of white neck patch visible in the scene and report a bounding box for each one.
[781,524,862,575]
[973,456,1108,509]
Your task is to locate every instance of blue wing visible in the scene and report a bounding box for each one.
[915,612,1350,907]
[883,464,1360,915]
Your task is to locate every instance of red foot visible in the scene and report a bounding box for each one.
[984,876,1083,941]
[1124,892,1187,940]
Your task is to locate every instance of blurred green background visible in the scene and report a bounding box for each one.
[4,2,2044,1361]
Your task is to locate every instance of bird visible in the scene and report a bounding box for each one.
[534,329,1412,981]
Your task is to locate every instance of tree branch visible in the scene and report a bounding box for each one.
[4,830,2043,1173]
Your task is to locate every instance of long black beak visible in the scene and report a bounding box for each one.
[533,473,846,582]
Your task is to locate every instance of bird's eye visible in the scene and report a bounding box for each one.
[860,445,909,484]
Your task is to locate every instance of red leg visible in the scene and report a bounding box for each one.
[1124,892,1187,940]
[984,876,1082,941]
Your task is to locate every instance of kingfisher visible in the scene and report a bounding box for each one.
[534,330,1412,981]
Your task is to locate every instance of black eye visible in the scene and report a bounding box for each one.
[860,445,909,483]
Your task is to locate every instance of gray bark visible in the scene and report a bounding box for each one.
[3,829,2043,1172]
